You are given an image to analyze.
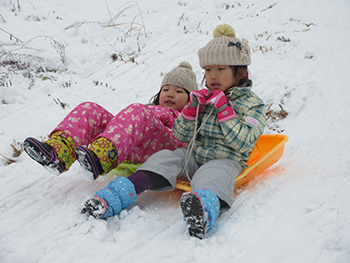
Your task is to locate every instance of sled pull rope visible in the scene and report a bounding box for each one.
[181,103,214,182]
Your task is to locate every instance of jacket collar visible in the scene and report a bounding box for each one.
[224,79,252,99]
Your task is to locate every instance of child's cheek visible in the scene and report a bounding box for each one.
[159,95,165,106]
[180,96,188,109]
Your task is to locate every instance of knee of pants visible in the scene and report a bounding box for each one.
[191,159,241,199]
[124,103,150,117]
[145,148,187,163]
[75,101,102,111]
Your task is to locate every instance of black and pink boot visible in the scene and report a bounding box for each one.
[23,137,65,175]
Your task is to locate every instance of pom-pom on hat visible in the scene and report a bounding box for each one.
[198,24,251,69]
[161,61,198,93]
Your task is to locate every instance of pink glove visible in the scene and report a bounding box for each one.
[206,90,236,122]
[182,89,209,121]
[190,89,209,104]
[152,106,178,128]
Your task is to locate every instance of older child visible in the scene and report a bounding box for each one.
[23,62,198,182]
[82,24,266,239]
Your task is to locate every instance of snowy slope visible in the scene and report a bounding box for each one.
[1,0,350,262]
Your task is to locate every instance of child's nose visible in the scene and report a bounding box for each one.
[210,73,217,80]
[210,70,219,78]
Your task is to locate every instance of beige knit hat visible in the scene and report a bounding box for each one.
[198,24,251,69]
[161,61,198,93]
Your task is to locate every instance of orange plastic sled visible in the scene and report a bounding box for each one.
[175,134,289,192]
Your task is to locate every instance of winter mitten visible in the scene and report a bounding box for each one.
[181,89,209,121]
[206,90,236,122]
[82,177,137,219]
[23,137,66,175]
[180,188,220,239]
[152,105,177,128]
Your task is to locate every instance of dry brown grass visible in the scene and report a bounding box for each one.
[0,140,23,165]
[265,103,288,133]
[105,1,147,39]
[266,103,288,122]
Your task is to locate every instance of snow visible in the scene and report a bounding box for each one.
[1,0,350,262]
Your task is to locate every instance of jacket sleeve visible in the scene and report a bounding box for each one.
[220,96,266,153]
[172,114,196,143]
[149,105,180,129]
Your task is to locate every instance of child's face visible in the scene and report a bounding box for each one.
[159,85,189,111]
[204,65,240,92]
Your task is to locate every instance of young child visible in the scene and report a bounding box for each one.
[23,62,198,181]
[81,24,266,239]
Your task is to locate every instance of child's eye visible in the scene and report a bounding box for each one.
[176,90,184,93]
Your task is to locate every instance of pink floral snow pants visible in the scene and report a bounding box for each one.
[52,102,185,166]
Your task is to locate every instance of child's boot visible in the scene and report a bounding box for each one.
[23,131,76,175]
[81,177,137,219]
[180,188,220,239]
[75,146,103,181]
[75,137,118,181]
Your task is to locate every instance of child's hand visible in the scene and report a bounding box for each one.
[182,90,209,121]
[206,90,236,123]
[153,106,177,128]
[190,89,209,105]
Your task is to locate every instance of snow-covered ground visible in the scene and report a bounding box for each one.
[1,0,350,262]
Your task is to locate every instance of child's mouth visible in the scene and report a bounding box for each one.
[211,82,220,89]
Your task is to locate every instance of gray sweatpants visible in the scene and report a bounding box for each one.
[137,148,242,207]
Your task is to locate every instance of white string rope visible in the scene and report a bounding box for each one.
[181,103,214,182]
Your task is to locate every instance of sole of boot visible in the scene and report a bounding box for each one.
[75,146,101,181]
[81,198,106,219]
[180,192,208,239]
[23,137,64,175]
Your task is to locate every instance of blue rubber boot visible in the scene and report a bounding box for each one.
[180,188,220,239]
[81,177,137,219]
